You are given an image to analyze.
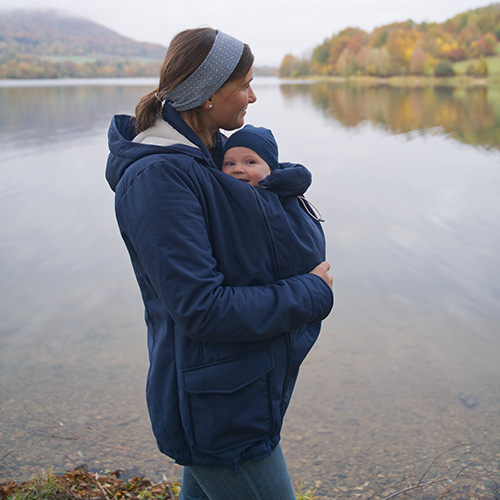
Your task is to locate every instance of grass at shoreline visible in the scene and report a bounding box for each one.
[0,467,319,500]
[0,467,181,500]
[294,54,500,88]
[300,74,500,88]
[1,445,498,500]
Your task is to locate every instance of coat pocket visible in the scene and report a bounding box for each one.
[181,349,275,454]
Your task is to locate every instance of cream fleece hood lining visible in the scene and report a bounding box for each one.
[133,118,198,149]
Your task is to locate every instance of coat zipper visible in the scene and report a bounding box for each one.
[250,189,292,417]
[250,189,281,282]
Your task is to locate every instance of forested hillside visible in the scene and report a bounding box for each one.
[280,3,500,78]
[2,6,498,80]
[0,10,167,78]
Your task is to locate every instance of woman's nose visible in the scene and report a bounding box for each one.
[248,85,257,104]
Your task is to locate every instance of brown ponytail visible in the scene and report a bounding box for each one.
[135,28,217,134]
[135,89,163,133]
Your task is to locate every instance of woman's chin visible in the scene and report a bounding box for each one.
[222,114,246,131]
[237,111,247,127]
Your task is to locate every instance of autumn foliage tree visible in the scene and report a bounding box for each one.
[279,54,310,77]
[280,3,500,78]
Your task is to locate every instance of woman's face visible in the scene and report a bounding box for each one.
[209,68,257,131]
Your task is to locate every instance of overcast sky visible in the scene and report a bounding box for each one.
[0,0,493,66]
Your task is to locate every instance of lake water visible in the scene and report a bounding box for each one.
[0,77,499,499]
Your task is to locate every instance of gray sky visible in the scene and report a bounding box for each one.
[0,0,493,66]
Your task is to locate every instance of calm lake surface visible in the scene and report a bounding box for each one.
[1,77,499,499]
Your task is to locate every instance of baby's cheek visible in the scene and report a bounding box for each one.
[248,173,264,186]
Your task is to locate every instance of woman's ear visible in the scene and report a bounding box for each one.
[202,98,213,110]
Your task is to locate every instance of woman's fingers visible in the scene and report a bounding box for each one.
[309,261,333,288]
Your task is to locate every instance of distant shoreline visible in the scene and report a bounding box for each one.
[0,76,281,88]
[2,74,499,89]
[295,74,500,88]
[0,77,159,88]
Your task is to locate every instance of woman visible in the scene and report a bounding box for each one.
[106,28,334,500]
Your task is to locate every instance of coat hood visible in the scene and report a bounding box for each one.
[106,114,205,192]
[106,103,224,193]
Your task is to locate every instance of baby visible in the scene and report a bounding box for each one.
[221,124,326,283]
[222,125,278,186]
[222,124,323,218]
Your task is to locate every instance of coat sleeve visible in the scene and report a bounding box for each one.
[116,159,333,343]
[258,163,312,198]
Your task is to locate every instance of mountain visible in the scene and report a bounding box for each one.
[0,10,278,78]
[0,9,167,61]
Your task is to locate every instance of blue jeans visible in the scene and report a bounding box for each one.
[179,444,296,500]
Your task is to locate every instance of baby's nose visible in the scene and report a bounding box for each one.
[233,163,245,172]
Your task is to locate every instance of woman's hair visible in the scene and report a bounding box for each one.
[135,28,254,136]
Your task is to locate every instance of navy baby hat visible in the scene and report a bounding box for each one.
[224,125,280,170]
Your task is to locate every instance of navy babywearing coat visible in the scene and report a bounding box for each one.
[106,104,333,469]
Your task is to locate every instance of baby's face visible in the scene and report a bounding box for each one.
[222,147,271,186]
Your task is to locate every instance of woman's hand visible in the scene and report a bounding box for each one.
[309,261,333,288]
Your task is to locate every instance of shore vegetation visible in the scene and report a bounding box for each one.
[279,3,500,84]
[0,467,318,500]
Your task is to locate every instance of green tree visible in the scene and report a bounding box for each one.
[466,56,489,77]
[310,39,331,75]
[434,60,455,77]
[312,39,330,65]
[370,28,388,48]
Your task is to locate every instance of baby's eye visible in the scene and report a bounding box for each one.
[223,161,234,167]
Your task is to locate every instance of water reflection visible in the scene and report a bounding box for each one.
[0,80,155,153]
[0,79,499,499]
[280,82,500,152]
[2,79,500,152]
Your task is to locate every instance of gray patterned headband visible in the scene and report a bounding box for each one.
[163,30,245,112]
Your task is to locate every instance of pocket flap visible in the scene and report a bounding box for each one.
[182,350,274,394]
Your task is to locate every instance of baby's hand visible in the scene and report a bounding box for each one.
[309,261,333,288]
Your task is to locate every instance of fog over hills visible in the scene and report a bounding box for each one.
[0,9,167,60]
